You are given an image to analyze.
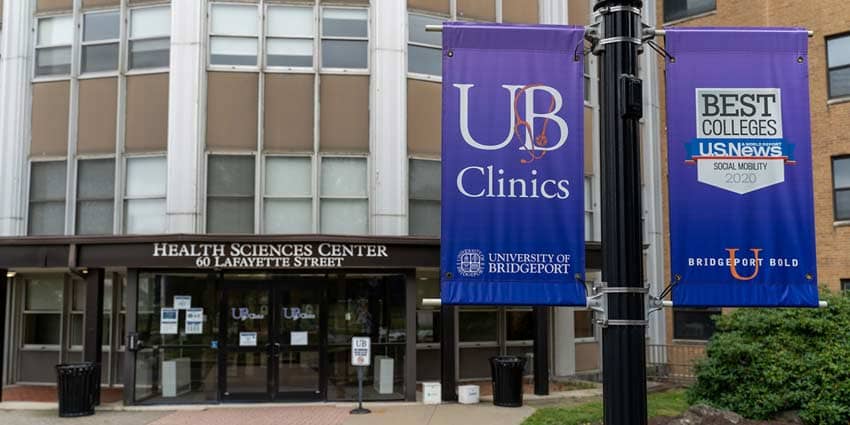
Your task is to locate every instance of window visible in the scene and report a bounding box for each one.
[408,14,442,77]
[459,308,498,342]
[76,158,115,235]
[585,176,594,241]
[833,156,850,221]
[264,156,313,234]
[841,279,850,293]
[663,0,715,22]
[35,15,73,76]
[81,10,120,73]
[320,157,368,234]
[22,276,64,346]
[124,156,166,234]
[28,161,67,236]
[129,6,171,70]
[673,308,720,341]
[267,5,314,68]
[207,155,255,233]
[506,308,533,342]
[321,8,368,70]
[69,279,85,348]
[415,271,441,344]
[409,159,440,236]
[209,3,259,66]
[575,309,595,339]
[827,34,850,99]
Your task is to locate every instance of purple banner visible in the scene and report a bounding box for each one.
[665,28,818,307]
[440,23,587,306]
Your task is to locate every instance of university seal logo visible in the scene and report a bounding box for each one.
[456,249,484,278]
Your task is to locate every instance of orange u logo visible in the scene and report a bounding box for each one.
[725,248,763,281]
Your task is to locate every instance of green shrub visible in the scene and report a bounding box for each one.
[687,290,850,424]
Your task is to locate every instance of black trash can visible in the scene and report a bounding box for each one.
[489,356,526,407]
[55,362,99,417]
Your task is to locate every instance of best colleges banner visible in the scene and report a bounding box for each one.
[665,28,818,307]
[440,23,586,305]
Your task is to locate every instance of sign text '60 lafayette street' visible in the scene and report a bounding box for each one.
[152,242,388,268]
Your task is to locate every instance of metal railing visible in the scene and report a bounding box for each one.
[646,344,706,382]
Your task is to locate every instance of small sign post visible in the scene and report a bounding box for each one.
[350,336,371,415]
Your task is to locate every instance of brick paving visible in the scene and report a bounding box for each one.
[150,406,349,425]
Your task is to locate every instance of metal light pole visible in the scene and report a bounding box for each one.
[594,0,648,424]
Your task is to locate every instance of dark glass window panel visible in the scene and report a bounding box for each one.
[24,314,62,345]
[30,161,67,201]
[129,38,170,69]
[834,157,850,189]
[28,202,66,235]
[208,155,255,196]
[506,310,534,341]
[574,310,595,339]
[408,45,441,76]
[663,0,715,22]
[321,40,367,69]
[835,189,850,221]
[78,159,115,199]
[82,43,120,73]
[268,54,313,67]
[409,200,440,237]
[35,47,71,76]
[77,200,114,235]
[416,310,441,343]
[673,309,719,340]
[207,198,255,234]
[408,14,442,46]
[84,11,120,41]
[828,67,850,99]
[458,310,497,342]
[322,12,367,38]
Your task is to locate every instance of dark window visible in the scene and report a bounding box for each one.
[827,34,850,99]
[575,310,595,339]
[663,0,715,22]
[833,156,850,221]
[841,279,850,293]
[673,308,720,340]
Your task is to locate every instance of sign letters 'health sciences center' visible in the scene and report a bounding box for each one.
[440,23,587,306]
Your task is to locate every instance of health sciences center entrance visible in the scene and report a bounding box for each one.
[221,280,324,401]
[128,272,412,405]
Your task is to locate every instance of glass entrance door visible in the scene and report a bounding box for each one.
[274,281,325,400]
[220,280,325,401]
[221,283,272,401]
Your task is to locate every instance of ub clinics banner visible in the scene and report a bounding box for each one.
[665,28,818,307]
[440,23,586,305]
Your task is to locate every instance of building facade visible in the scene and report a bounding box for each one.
[657,0,850,348]
[0,0,669,404]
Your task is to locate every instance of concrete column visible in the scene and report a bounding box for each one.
[369,0,407,236]
[83,268,105,405]
[553,307,577,376]
[166,0,206,233]
[0,0,34,236]
[641,0,667,348]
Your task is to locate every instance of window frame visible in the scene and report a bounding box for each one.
[75,155,117,236]
[826,32,850,101]
[261,153,316,234]
[264,3,318,73]
[127,4,172,73]
[408,156,441,237]
[319,5,370,74]
[79,9,121,76]
[584,175,594,241]
[205,152,258,234]
[318,154,370,235]
[33,14,75,80]
[207,2,262,71]
[20,275,66,350]
[123,154,167,234]
[27,158,68,236]
[832,155,850,222]
[406,12,444,81]
[663,0,717,23]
